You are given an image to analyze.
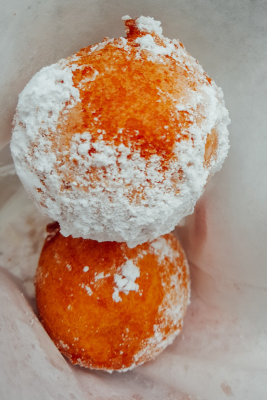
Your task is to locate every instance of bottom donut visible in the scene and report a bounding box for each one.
[35,224,190,372]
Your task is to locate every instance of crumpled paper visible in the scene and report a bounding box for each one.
[1,0,267,399]
[1,178,266,400]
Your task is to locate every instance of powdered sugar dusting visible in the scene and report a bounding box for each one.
[121,15,131,21]
[10,61,80,221]
[132,326,180,368]
[80,283,93,296]
[149,236,178,263]
[112,260,140,302]
[94,271,111,281]
[58,340,69,350]
[125,237,190,372]
[135,34,175,60]
[10,16,230,247]
[135,16,163,36]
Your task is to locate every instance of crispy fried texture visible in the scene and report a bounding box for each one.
[35,227,190,371]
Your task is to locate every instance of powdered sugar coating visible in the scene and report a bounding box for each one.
[113,260,140,302]
[11,16,230,247]
[135,16,163,36]
[11,61,80,214]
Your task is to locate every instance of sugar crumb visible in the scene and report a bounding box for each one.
[112,260,140,302]
[122,15,131,21]
[80,283,93,296]
[135,16,163,36]
[58,340,69,350]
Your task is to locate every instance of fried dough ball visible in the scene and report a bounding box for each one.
[35,223,190,372]
[11,16,230,247]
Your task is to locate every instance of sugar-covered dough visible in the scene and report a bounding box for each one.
[11,16,230,247]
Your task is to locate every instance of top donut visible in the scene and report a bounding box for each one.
[11,16,230,247]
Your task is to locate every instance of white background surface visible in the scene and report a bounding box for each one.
[0,0,267,399]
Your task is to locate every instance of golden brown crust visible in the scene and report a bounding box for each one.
[35,231,190,371]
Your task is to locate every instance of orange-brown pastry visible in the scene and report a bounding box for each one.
[11,16,230,247]
[35,224,190,372]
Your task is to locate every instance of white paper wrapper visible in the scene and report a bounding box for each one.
[1,1,267,399]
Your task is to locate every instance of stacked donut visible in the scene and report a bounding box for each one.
[11,16,229,371]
